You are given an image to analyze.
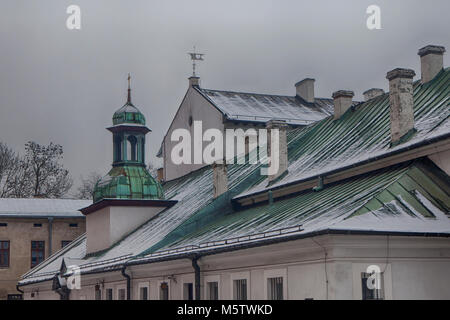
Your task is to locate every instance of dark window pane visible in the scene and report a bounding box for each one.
[31,241,45,268]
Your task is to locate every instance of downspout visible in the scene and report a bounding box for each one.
[191,255,201,300]
[16,284,24,295]
[121,266,131,300]
[48,217,53,255]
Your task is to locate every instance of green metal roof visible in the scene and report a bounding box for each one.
[237,67,450,199]
[159,159,450,251]
[112,102,146,126]
[93,165,164,203]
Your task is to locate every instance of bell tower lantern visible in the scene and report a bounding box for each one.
[92,75,164,203]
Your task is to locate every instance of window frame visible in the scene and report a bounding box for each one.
[264,269,287,300]
[230,271,250,300]
[116,284,126,301]
[0,240,10,268]
[158,280,170,300]
[30,241,45,268]
[105,287,114,300]
[61,240,71,248]
[138,282,150,300]
[361,272,384,300]
[204,275,220,300]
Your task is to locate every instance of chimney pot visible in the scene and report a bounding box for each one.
[363,88,385,101]
[295,78,315,103]
[418,45,446,83]
[332,90,354,119]
[213,161,227,198]
[266,119,288,183]
[386,68,416,144]
[157,167,164,182]
[189,76,200,87]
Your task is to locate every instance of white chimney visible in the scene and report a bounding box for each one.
[213,162,227,198]
[363,88,385,101]
[295,78,315,103]
[418,45,446,83]
[266,119,288,183]
[386,68,416,144]
[332,90,354,119]
[189,76,200,87]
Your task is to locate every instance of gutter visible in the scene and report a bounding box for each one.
[16,284,24,295]
[18,228,450,289]
[191,255,201,300]
[48,217,53,256]
[121,266,131,300]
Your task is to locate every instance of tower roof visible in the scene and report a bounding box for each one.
[93,75,163,203]
[112,74,146,126]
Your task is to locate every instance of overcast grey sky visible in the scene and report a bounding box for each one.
[0,0,449,194]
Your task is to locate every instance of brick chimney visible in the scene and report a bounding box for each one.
[213,162,227,198]
[295,78,315,103]
[266,119,288,183]
[363,88,385,101]
[332,90,354,119]
[386,68,416,144]
[418,45,446,83]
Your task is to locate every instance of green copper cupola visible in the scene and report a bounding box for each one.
[93,75,164,203]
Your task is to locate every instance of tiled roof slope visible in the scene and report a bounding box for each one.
[154,160,450,253]
[196,87,334,125]
[0,198,90,218]
[237,68,450,199]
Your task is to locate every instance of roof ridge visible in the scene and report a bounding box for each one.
[199,87,332,101]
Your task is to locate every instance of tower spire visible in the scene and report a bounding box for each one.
[127,73,131,103]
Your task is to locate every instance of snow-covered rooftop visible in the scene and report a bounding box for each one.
[0,198,90,218]
[196,87,334,125]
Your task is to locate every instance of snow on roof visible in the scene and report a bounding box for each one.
[156,161,450,252]
[196,87,334,125]
[0,198,91,218]
[18,69,450,286]
[18,159,264,285]
[236,68,450,199]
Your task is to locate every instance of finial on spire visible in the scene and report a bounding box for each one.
[188,46,205,77]
[127,73,131,103]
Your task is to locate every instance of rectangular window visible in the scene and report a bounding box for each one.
[31,241,45,268]
[183,283,193,300]
[361,272,384,300]
[95,285,102,300]
[267,277,283,300]
[207,281,219,300]
[33,223,42,227]
[160,282,169,300]
[118,288,126,300]
[0,241,10,268]
[106,288,113,300]
[0,223,7,227]
[233,279,247,300]
[69,223,78,228]
[139,286,148,300]
[61,240,71,248]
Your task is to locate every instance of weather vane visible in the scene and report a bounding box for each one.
[188,46,205,77]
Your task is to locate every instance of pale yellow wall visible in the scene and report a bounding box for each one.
[0,217,85,299]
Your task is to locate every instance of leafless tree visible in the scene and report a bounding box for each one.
[75,172,102,199]
[23,141,73,198]
[0,142,24,197]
